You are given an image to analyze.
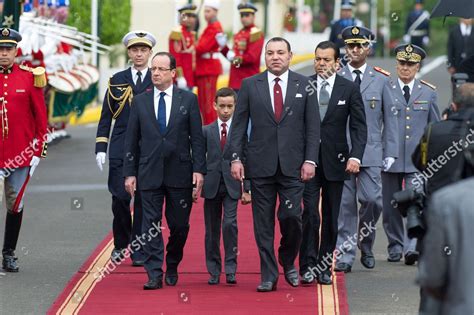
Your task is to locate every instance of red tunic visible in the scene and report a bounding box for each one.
[169,25,195,87]
[195,20,223,77]
[0,64,48,168]
[222,25,264,90]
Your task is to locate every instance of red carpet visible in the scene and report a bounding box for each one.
[48,199,349,314]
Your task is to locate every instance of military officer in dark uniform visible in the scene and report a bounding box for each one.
[95,30,156,265]
[0,28,48,272]
[329,0,363,61]
[404,0,430,51]
[382,44,439,266]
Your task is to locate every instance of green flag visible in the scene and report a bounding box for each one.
[1,0,24,31]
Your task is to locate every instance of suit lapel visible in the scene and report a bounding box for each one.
[212,121,222,153]
[125,67,134,90]
[391,78,408,106]
[256,71,276,122]
[166,86,182,134]
[145,90,161,134]
[139,69,153,93]
[324,75,345,123]
[360,66,375,94]
[280,71,300,123]
[410,79,423,104]
[340,66,353,81]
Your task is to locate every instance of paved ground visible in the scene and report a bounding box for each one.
[0,57,451,314]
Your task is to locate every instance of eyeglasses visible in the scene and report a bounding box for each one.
[152,67,173,73]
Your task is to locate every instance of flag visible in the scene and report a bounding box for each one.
[1,0,24,31]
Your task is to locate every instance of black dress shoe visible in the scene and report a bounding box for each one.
[284,267,299,287]
[317,273,332,285]
[404,251,419,266]
[257,281,277,292]
[132,260,145,267]
[143,278,163,290]
[334,262,352,273]
[165,273,178,286]
[387,252,402,262]
[208,274,220,285]
[360,253,375,269]
[300,271,315,284]
[2,254,19,272]
[226,273,236,284]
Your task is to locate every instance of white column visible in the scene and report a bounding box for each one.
[233,0,241,34]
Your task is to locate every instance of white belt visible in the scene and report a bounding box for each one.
[201,52,220,59]
[411,30,428,36]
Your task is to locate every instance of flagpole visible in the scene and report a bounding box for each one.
[91,0,98,66]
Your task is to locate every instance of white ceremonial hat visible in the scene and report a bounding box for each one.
[122,30,156,49]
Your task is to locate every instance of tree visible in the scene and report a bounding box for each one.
[67,0,131,46]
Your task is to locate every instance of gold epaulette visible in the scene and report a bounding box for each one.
[249,27,263,43]
[373,66,390,77]
[107,79,134,119]
[169,27,183,41]
[96,137,108,143]
[420,80,436,90]
[19,64,47,88]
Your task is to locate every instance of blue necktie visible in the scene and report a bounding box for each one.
[157,91,167,134]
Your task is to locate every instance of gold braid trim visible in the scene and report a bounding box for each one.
[106,79,134,119]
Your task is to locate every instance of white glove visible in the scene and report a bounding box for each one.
[383,157,395,172]
[177,76,188,89]
[403,34,410,44]
[422,36,429,47]
[29,156,41,176]
[215,32,227,49]
[226,50,236,62]
[96,152,106,172]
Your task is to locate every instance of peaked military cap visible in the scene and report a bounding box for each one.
[0,28,21,47]
[395,44,426,63]
[342,26,375,44]
[238,2,258,14]
[122,30,156,49]
[178,4,197,15]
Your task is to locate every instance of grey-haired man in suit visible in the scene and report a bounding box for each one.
[382,44,440,266]
[202,87,251,286]
[335,26,399,273]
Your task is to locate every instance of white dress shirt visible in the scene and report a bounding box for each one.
[460,23,472,37]
[217,117,232,140]
[131,68,148,85]
[398,78,415,97]
[154,85,173,126]
[267,70,289,112]
[347,63,367,82]
[316,73,336,103]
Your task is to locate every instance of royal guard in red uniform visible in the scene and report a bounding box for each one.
[0,28,48,272]
[217,2,264,93]
[169,4,197,91]
[195,0,223,125]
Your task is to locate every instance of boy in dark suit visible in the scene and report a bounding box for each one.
[202,87,251,285]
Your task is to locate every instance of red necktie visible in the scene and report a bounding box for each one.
[220,122,227,150]
[273,77,283,121]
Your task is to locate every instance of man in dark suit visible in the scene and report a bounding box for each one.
[123,52,206,290]
[229,37,320,292]
[202,87,251,286]
[95,30,156,265]
[447,19,474,75]
[299,40,367,285]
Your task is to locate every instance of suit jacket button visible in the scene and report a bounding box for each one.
[163,137,166,141]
